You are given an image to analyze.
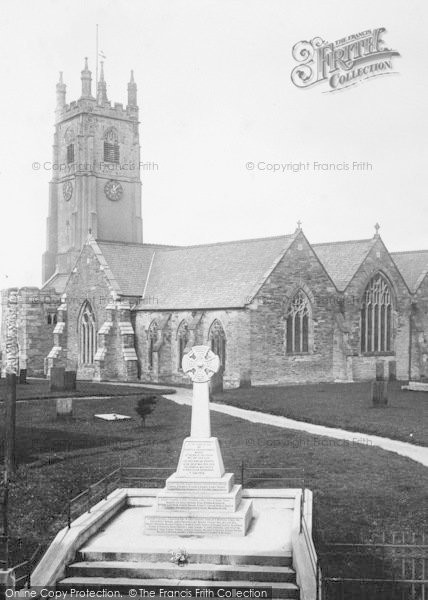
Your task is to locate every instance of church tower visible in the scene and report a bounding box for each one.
[42,59,143,287]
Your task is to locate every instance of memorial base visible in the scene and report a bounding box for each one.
[155,484,242,512]
[144,499,253,537]
[144,436,253,537]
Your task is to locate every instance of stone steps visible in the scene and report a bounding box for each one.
[77,549,293,567]
[66,560,297,583]
[57,577,300,599]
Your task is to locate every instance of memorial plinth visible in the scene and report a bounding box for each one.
[143,345,253,537]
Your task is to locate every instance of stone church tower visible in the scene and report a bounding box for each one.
[42,59,143,286]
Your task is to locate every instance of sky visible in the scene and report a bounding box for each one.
[0,0,426,289]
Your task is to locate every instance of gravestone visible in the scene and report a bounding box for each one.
[375,360,385,381]
[64,370,76,391]
[56,397,73,419]
[388,361,397,381]
[50,366,65,391]
[18,369,27,384]
[144,345,253,537]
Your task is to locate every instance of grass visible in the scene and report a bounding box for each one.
[0,378,174,401]
[1,391,427,568]
[212,381,428,446]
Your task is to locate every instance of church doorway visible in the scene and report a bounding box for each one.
[209,319,226,393]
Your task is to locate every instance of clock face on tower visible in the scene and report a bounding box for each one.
[104,180,123,201]
[63,180,73,201]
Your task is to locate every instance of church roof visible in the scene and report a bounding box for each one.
[391,250,428,292]
[96,240,178,297]
[95,234,296,308]
[313,239,375,291]
[41,272,70,294]
[141,234,296,309]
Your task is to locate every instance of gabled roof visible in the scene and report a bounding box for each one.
[391,250,428,292]
[141,234,296,309]
[96,240,178,296]
[313,239,375,291]
[41,272,69,294]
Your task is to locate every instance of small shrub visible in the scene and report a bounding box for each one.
[135,395,157,427]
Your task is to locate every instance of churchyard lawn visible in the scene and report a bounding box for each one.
[0,392,427,565]
[213,381,428,446]
[0,378,173,401]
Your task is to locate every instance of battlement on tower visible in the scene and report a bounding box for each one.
[56,99,138,123]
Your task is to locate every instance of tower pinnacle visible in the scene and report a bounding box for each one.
[56,71,66,114]
[80,57,93,98]
[96,61,108,105]
[127,70,137,107]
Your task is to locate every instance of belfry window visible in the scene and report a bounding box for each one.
[67,143,74,164]
[285,291,310,354]
[361,273,393,353]
[103,127,120,163]
[177,321,189,370]
[79,302,96,364]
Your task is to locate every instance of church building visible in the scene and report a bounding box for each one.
[1,61,428,389]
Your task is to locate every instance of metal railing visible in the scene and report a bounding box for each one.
[318,534,428,600]
[1,462,305,588]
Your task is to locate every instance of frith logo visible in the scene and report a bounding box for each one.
[291,28,400,92]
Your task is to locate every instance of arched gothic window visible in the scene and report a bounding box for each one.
[285,291,310,354]
[361,273,393,353]
[79,302,96,364]
[177,320,189,370]
[209,320,226,369]
[103,127,120,163]
[148,320,159,370]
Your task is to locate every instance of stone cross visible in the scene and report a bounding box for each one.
[182,345,220,439]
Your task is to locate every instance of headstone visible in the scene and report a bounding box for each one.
[375,360,385,381]
[388,361,397,381]
[56,397,73,419]
[18,369,27,384]
[64,370,76,391]
[372,380,388,407]
[144,345,253,537]
[239,369,252,388]
[50,366,65,391]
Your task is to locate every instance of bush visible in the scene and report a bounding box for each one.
[135,395,157,427]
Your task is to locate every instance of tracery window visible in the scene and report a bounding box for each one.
[148,320,159,370]
[79,302,96,364]
[285,291,310,354]
[209,320,226,368]
[177,320,189,370]
[361,273,393,353]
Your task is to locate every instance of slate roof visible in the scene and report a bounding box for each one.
[313,239,375,291]
[96,241,178,297]
[41,272,70,294]
[90,234,296,308]
[391,250,428,292]
[140,234,296,309]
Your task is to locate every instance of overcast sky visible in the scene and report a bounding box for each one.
[0,0,426,288]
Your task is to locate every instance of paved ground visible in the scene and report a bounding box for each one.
[159,386,428,468]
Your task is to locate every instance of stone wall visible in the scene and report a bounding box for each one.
[248,233,338,385]
[344,238,412,381]
[134,309,250,389]
[1,287,60,376]
[412,274,428,380]
[58,243,138,381]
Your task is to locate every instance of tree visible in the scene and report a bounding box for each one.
[135,394,157,427]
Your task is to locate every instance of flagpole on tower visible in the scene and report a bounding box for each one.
[95,23,99,84]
